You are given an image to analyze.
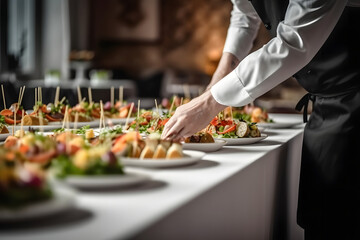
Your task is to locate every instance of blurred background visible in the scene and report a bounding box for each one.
[0,0,306,110]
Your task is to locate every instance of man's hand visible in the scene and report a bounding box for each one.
[161,90,226,140]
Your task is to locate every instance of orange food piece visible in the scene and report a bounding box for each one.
[0,109,13,117]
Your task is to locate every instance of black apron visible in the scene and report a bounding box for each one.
[249,0,360,238]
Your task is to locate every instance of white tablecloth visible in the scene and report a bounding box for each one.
[0,114,305,240]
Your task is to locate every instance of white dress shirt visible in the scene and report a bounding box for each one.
[211,0,360,107]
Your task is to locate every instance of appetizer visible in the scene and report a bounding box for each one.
[0,103,24,125]
[0,147,53,208]
[224,105,273,123]
[208,117,261,138]
[112,132,183,159]
[185,132,215,143]
[0,115,9,133]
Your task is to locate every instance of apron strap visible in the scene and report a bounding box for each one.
[295,93,315,123]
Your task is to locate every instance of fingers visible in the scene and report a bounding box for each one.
[161,117,176,139]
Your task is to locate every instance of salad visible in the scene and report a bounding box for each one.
[208,116,261,139]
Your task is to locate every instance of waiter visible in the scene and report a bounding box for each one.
[162,0,360,239]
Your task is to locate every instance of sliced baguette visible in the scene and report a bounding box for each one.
[153,144,167,159]
[236,121,249,138]
[166,143,183,159]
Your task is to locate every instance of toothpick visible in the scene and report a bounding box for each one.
[39,109,44,133]
[1,85,6,109]
[35,88,37,106]
[119,86,123,106]
[20,109,24,138]
[169,96,176,114]
[55,86,60,107]
[111,86,114,108]
[88,87,93,105]
[77,86,82,104]
[180,97,183,106]
[124,102,134,129]
[19,86,25,107]
[137,100,140,119]
[62,105,69,129]
[230,106,233,120]
[59,96,66,104]
[99,100,104,129]
[154,99,160,116]
[37,87,41,104]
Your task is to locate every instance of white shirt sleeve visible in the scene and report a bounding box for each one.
[212,0,349,107]
[223,0,261,62]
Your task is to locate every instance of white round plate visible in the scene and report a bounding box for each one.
[257,113,303,129]
[182,139,227,152]
[215,134,267,145]
[0,133,10,141]
[13,124,61,132]
[257,122,301,129]
[0,186,76,222]
[62,171,151,189]
[121,150,205,168]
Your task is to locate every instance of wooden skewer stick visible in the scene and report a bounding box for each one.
[55,86,60,107]
[62,105,69,129]
[124,102,134,129]
[99,100,104,129]
[20,109,24,138]
[169,96,176,115]
[119,86,123,106]
[1,85,6,109]
[88,87,93,105]
[39,109,44,133]
[77,86,82,104]
[230,106,233,121]
[154,99,160,116]
[35,88,37,106]
[111,86,114,108]
[180,97,183,106]
[136,100,141,131]
[59,96,66,104]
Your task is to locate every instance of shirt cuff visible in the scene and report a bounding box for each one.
[210,70,253,107]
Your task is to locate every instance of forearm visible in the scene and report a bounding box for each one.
[206,52,240,90]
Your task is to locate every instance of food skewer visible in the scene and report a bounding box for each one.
[154,99,160,116]
[1,84,6,109]
[111,86,114,108]
[119,86,123,107]
[169,96,176,115]
[77,86,82,104]
[20,109,24,138]
[124,102,134,129]
[180,97,183,106]
[62,105,69,129]
[39,109,44,133]
[54,86,60,107]
[88,87,93,105]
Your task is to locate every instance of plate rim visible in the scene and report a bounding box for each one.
[214,133,268,145]
[121,150,205,167]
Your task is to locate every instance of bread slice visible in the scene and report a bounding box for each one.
[166,143,183,159]
[140,145,154,159]
[22,115,48,126]
[153,144,167,159]
[236,121,249,138]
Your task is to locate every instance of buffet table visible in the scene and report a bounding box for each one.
[0,114,305,240]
